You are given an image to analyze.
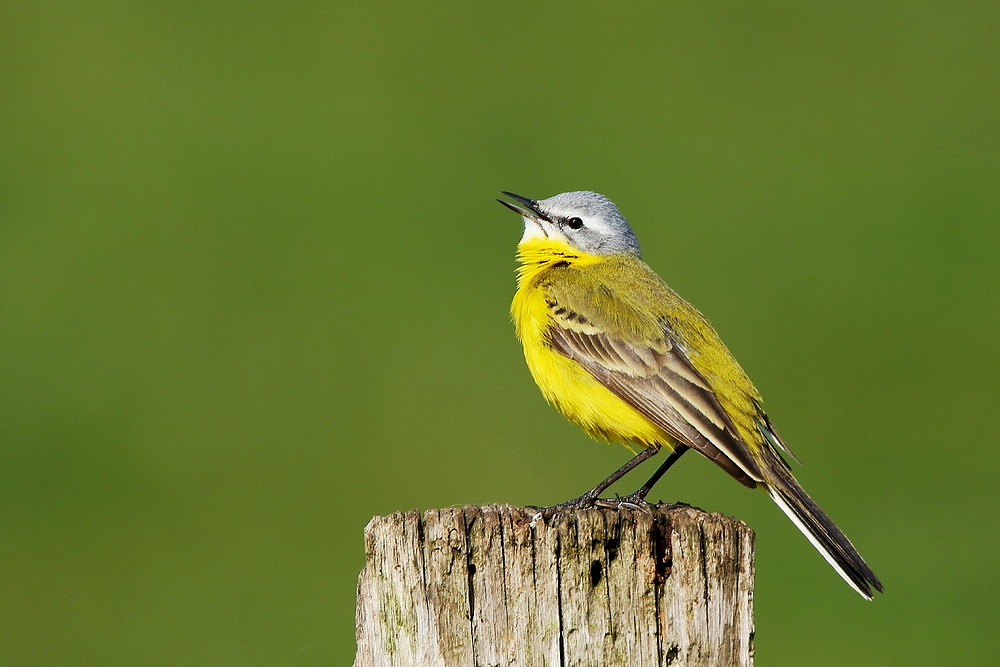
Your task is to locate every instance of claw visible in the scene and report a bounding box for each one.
[528,491,675,517]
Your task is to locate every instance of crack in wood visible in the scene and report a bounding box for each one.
[354,504,754,667]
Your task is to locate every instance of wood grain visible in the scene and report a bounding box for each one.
[353,504,754,667]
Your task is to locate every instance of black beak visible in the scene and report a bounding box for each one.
[497,191,550,222]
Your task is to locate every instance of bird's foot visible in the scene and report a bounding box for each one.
[595,491,655,513]
[527,491,656,518]
[525,493,600,519]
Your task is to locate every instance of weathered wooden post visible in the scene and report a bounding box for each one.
[353,504,754,667]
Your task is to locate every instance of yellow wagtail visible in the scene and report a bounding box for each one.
[498,190,882,599]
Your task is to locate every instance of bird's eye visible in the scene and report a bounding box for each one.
[566,217,584,229]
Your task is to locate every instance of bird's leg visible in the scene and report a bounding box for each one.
[532,446,659,516]
[616,445,690,505]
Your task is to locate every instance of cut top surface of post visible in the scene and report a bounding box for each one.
[354,504,754,667]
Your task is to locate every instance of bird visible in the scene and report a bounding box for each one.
[497,190,883,599]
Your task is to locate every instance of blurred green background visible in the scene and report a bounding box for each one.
[2,1,998,664]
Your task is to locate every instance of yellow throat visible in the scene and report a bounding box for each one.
[511,238,674,450]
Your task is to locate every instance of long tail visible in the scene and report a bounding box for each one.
[763,460,883,599]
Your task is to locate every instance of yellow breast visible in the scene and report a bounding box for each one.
[510,239,674,451]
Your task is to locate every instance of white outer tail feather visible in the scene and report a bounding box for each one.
[764,483,874,600]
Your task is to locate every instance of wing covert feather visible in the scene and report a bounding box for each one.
[544,286,764,487]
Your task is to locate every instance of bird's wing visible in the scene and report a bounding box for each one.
[544,291,763,488]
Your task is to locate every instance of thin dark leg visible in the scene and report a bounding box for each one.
[583,446,660,499]
[533,447,659,514]
[620,445,690,503]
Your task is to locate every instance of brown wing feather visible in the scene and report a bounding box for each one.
[548,325,763,488]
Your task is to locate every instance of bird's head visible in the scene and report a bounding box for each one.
[498,191,641,257]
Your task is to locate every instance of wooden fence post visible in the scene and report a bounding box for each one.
[353,504,754,667]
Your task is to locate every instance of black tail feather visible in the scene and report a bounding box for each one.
[764,461,883,599]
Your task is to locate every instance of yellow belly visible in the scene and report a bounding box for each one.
[512,270,673,452]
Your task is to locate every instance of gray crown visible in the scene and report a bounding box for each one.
[536,191,641,256]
